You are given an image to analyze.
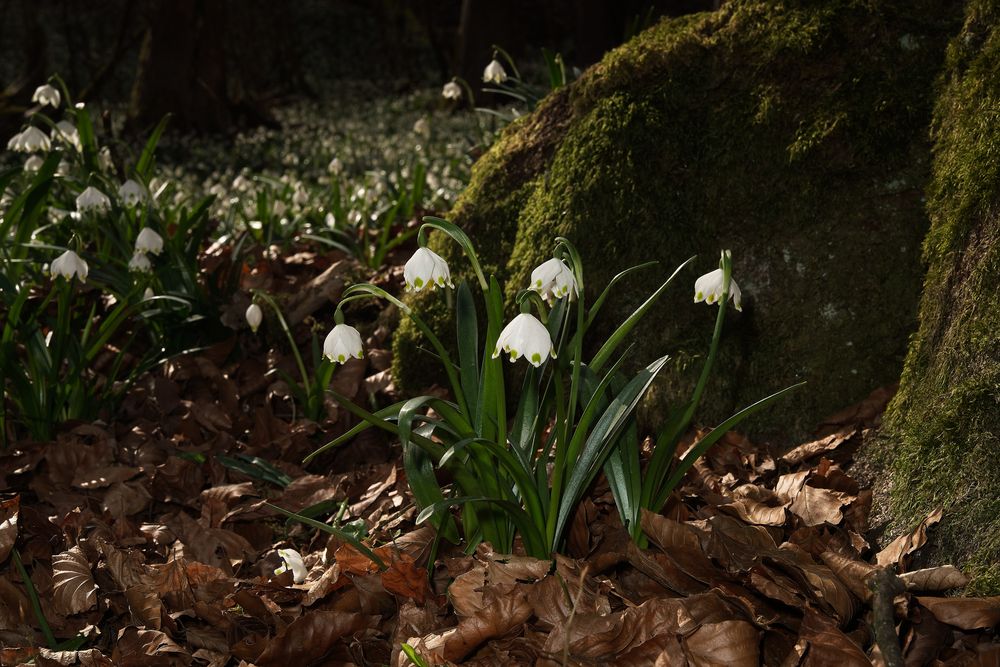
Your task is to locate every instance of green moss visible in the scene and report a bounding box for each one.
[393,0,959,441]
[879,0,1000,594]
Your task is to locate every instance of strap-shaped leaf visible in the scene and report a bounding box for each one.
[651,381,806,511]
[590,256,695,373]
[304,401,407,462]
[555,355,669,546]
[416,496,547,559]
[266,503,386,569]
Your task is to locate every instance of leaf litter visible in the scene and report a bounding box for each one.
[0,251,996,666]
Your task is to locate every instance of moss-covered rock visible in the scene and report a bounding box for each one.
[876,0,1000,594]
[394,0,959,441]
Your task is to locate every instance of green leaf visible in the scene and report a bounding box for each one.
[216,454,292,488]
[135,114,171,181]
[265,503,386,570]
[590,256,695,373]
[555,355,669,547]
[650,382,805,512]
[456,282,480,422]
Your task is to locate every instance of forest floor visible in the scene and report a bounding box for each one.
[2,242,998,667]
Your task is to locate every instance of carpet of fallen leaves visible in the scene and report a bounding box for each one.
[1,249,999,666]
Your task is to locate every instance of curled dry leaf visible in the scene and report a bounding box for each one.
[0,496,19,564]
[52,546,98,616]
[411,585,533,663]
[34,648,113,666]
[796,607,871,667]
[254,611,377,666]
[111,626,189,666]
[900,565,969,592]
[683,620,760,666]
[875,507,943,569]
[381,552,432,603]
[125,585,163,630]
[819,551,876,602]
[916,596,1000,630]
[788,485,850,526]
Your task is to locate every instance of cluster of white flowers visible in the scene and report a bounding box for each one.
[129,227,163,273]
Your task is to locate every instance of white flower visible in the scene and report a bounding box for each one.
[143,287,154,300]
[134,228,163,255]
[128,251,152,273]
[32,84,61,108]
[323,323,364,364]
[7,127,51,153]
[98,146,113,171]
[404,247,453,292]
[492,313,556,367]
[328,157,343,175]
[50,250,88,282]
[292,184,308,208]
[24,155,43,172]
[483,59,508,84]
[246,303,263,332]
[413,117,430,137]
[119,180,145,207]
[694,268,742,311]
[53,121,81,152]
[232,174,253,191]
[275,548,307,583]
[529,258,577,302]
[442,81,462,100]
[76,186,110,214]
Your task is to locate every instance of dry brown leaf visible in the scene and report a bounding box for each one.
[797,607,870,666]
[125,585,162,630]
[101,482,152,517]
[900,565,969,592]
[789,485,849,526]
[381,552,432,603]
[703,514,779,572]
[335,543,386,576]
[71,466,140,490]
[254,611,377,666]
[0,497,19,564]
[818,551,875,602]
[771,545,857,621]
[916,596,1000,630]
[411,584,533,662]
[303,564,347,606]
[875,507,943,569]
[781,427,857,466]
[34,648,113,667]
[52,546,98,616]
[0,575,32,632]
[111,626,189,666]
[775,471,810,502]
[684,620,760,666]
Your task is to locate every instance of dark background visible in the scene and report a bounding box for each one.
[0,0,715,133]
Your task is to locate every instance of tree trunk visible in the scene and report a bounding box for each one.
[128,0,231,132]
[879,0,1000,595]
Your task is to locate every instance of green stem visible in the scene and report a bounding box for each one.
[13,548,56,649]
[255,291,311,391]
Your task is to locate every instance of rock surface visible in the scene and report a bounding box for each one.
[394,0,959,441]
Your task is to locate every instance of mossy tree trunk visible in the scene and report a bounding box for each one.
[879,0,1000,595]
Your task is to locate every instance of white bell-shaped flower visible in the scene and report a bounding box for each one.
[693,268,742,312]
[323,323,364,364]
[50,250,88,282]
[52,120,81,152]
[492,313,556,367]
[275,548,307,584]
[76,186,110,214]
[7,127,51,153]
[24,155,43,172]
[328,157,343,175]
[245,303,263,333]
[413,117,430,137]
[404,247,453,292]
[32,84,61,108]
[119,180,146,207]
[442,81,462,100]
[128,251,152,273]
[135,227,163,255]
[529,258,577,302]
[483,59,508,84]
[97,146,113,171]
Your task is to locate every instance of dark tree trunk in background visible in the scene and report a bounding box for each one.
[128,0,231,132]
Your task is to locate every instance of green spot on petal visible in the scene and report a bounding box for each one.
[414,277,423,288]
[337,354,345,363]
[531,353,541,364]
